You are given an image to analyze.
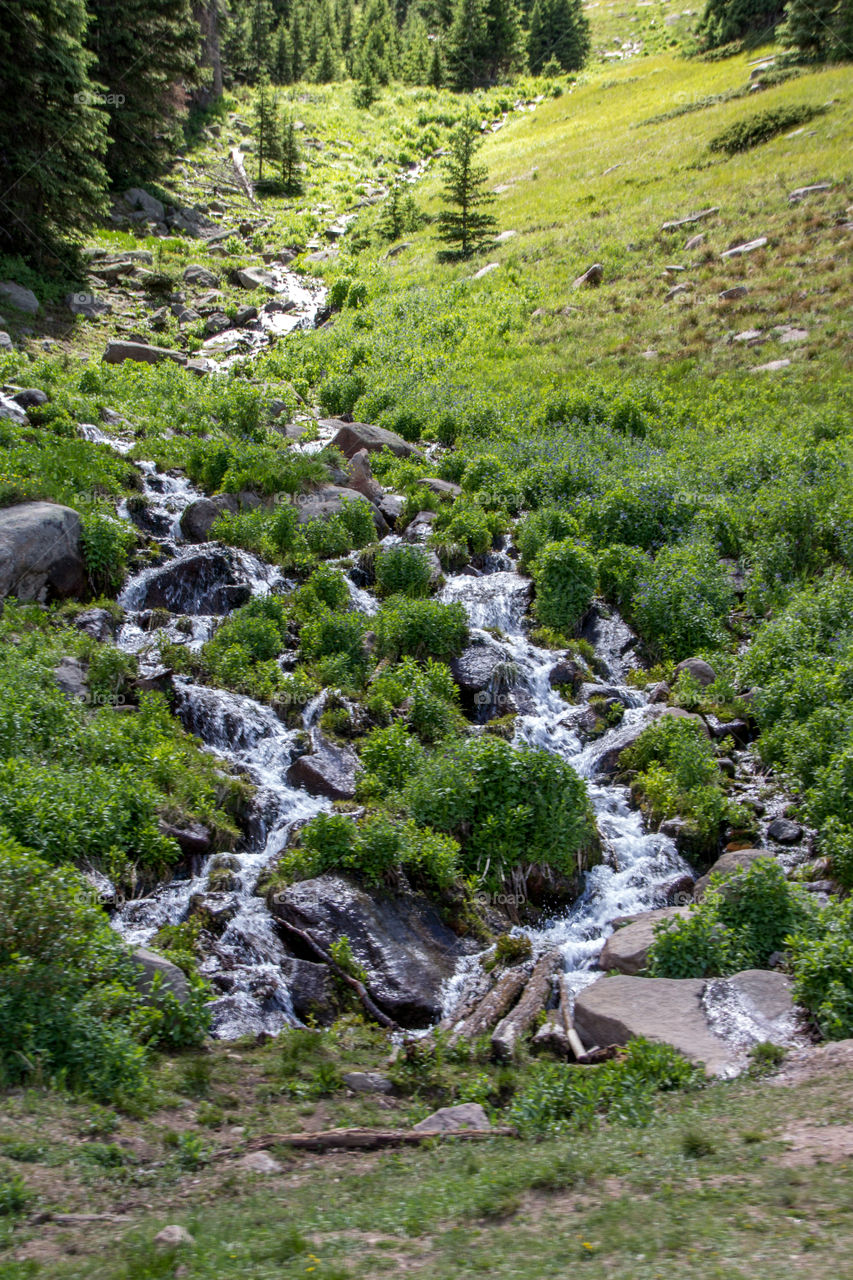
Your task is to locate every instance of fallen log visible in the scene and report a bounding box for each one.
[447,965,529,1046]
[223,1126,518,1155]
[559,974,589,1062]
[531,1012,574,1057]
[230,147,258,205]
[491,950,562,1061]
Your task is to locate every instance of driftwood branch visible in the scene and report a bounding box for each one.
[228,1126,517,1155]
[448,965,529,1046]
[230,147,258,205]
[275,918,400,1030]
[491,951,562,1061]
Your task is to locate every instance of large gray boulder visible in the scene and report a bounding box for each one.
[574,969,796,1077]
[184,264,220,288]
[286,733,360,800]
[272,874,473,1025]
[121,547,252,614]
[237,266,277,290]
[103,341,187,367]
[320,419,423,461]
[599,906,692,975]
[179,494,240,542]
[122,188,165,221]
[0,503,87,602]
[413,1104,491,1133]
[674,657,717,688]
[297,485,388,537]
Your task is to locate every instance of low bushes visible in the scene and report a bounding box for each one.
[374,597,469,662]
[709,104,825,155]
[375,544,434,598]
[0,838,210,1102]
[631,540,734,661]
[284,810,461,891]
[531,539,597,632]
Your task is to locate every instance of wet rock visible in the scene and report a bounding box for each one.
[297,485,388,537]
[712,718,752,746]
[413,1103,491,1133]
[599,906,691,975]
[0,391,27,423]
[286,732,360,800]
[54,656,89,700]
[342,1071,394,1094]
[103,340,187,367]
[549,659,583,693]
[649,681,670,703]
[717,757,736,778]
[693,847,769,900]
[273,873,471,1025]
[378,494,404,526]
[593,712,662,777]
[188,891,241,934]
[179,494,240,541]
[0,281,39,314]
[322,418,424,461]
[73,607,118,642]
[403,510,439,541]
[280,957,337,1024]
[159,820,213,857]
[574,969,795,1076]
[132,947,190,1002]
[0,502,87,602]
[767,817,803,845]
[125,548,254,614]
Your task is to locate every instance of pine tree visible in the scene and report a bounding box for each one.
[401,11,432,81]
[86,0,199,183]
[429,39,444,85]
[445,0,489,89]
[0,0,109,263]
[338,0,355,50]
[698,0,783,48]
[379,175,418,240]
[246,0,275,75]
[781,0,851,58]
[253,75,280,178]
[315,36,338,80]
[482,0,521,78]
[527,0,589,73]
[273,21,294,81]
[279,110,304,192]
[436,109,497,258]
[355,0,400,83]
[290,1,305,78]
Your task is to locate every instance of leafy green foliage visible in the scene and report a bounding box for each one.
[0,837,209,1101]
[789,899,853,1040]
[647,858,814,978]
[80,512,136,596]
[286,809,461,891]
[510,1038,703,1137]
[531,538,597,632]
[375,544,434,598]
[374,597,469,662]
[198,595,291,701]
[631,540,734,661]
[436,108,497,257]
[621,714,744,862]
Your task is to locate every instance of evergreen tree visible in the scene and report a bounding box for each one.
[253,75,280,178]
[245,0,275,75]
[378,175,419,239]
[315,36,339,80]
[273,21,294,81]
[436,109,497,257]
[279,110,304,192]
[338,0,355,50]
[781,0,851,58]
[0,0,109,264]
[353,65,380,107]
[482,0,521,78]
[698,0,784,47]
[401,10,433,80]
[290,2,305,78]
[527,0,589,73]
[429,38,445,85]
[355,0,400,83]
[445,0,489,88]
[86,0,199,182]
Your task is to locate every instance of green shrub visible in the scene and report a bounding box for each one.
[80,512,136,596]
[375,544,433,598]
[789,899,853,1041]
[531,539,597,633]
[199,595,290,700]
[597,543,650,613]
[0,837,209,1101]
[374,597,468,662]
[510,1038,703,1137]
[288,809,460,891]
[516,507,579,570]
[709,104,824,155]
[358,720,425,794]
[648,858,815,978]
[632,540,733,661]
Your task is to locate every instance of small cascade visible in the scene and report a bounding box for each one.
[436,570,691,1012]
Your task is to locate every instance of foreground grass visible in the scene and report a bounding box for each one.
[1,1030,852,1279]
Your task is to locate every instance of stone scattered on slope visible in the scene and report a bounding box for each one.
[413,1104,491,1133]
[721,237,768,260]
[751,358,791,373]
[789,183,832,202]
[272,874,472,1025]
[574,969,796,1076]
[184,264,219,288]
[103,340,187,367]
[685,233,705,250]
[0,502,87,602]
[180,494,242,542]
[661,207,719,232]
[767,817,803,845]
[153,1225,194,1249]
[718,285,749,301]
[342,1071,394,1094]
[296,485,389,537]
[472,262,500,280]
[573,263,603,288]
[693,847,770,900]
[237,266,277,290]
[67,292,112,318]
[417,477,461,500]
[322,419,423,460]
[132,948,190,1002]
[239,1152,282,1174]
[599,906,692,975]
[0,281,39,314]
[674,657,717,687]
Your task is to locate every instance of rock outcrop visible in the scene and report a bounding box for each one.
[0,502,87,602]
